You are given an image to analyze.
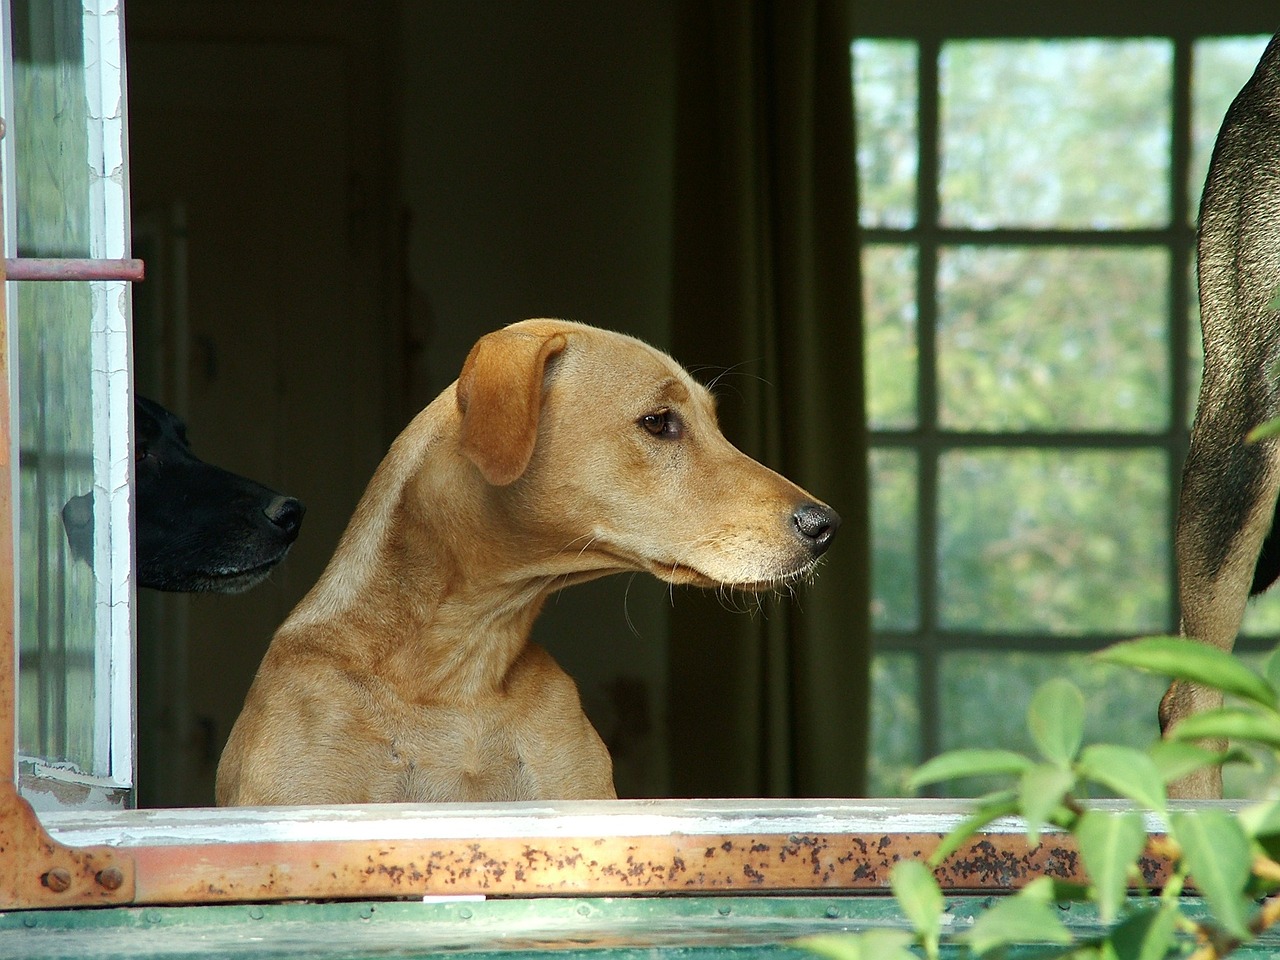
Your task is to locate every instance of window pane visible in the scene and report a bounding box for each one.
[940,40,1171,229]
[938,450,1170,634]
[12,3,97,771]
[12,0,132,783]
[1243,591,1280,637]
[868,652,920,796]
[864,244,917,429]
[935,652,1166,797]
[870,449,917,631]
[852,39,917,229]
[938,246,1169,431]
[1190,36,1272,224]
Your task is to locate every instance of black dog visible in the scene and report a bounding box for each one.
[1164,32,1280,796]
[62,396,304,593]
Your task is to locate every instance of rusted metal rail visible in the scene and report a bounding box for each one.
[4,258,144,282]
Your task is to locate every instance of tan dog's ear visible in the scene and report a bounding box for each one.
[456,328,568,485]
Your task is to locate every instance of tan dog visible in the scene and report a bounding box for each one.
[216,320,839,804]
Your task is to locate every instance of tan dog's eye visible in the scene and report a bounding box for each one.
[639,410,683,439]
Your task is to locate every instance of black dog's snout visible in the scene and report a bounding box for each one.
[265,496,306,540]
[792,503,840,554]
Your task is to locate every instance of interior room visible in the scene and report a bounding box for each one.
[20,0,1277,807]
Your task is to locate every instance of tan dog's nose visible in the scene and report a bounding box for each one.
[793,503,839,555]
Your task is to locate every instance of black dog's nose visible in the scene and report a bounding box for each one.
[264,496,306,540]
[792,503,840,554]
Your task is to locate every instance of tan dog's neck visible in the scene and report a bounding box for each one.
[281,396,562,704]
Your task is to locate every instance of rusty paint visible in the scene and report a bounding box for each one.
[109,829,1165,906]
[4,258,145,282]
[0,786,135,908]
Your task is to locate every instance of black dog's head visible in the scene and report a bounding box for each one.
[62,396,305,593]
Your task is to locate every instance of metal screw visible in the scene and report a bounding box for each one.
[96,867,124,891]
[41,868,71,893]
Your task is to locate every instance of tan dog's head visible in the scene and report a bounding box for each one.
[454,319,839,590]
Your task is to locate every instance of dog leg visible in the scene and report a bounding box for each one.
[1168,34,1280,798]
[1169,412,1280,797]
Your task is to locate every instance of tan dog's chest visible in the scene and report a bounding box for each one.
[348,654,612,803]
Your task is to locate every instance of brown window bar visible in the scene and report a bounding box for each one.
[4,258,144,282]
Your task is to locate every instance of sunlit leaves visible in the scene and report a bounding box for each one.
[965,880,1073,957]
[1096,637,1277,710]
[1076,745,1166,812]
[794,930,919,960]
[1170,809,1253,940]
[1029,678,1085,765]
[1076,810,1147,923]
[908,749,1034,790]
[890,860,943,960]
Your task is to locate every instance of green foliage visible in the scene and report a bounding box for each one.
[799,637,1280,960]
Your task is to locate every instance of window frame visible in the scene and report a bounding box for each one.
[856,25,1277,795]
[6,0,136,808]
[3,1,1264,914]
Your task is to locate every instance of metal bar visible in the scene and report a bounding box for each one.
[4,258,144,282]
[0,190,11,786]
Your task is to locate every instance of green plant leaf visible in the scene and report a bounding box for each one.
[908,749,1035,790]
[1101,904,1179,960]
[1146,740,1253,784]
[1019,763,1076,846]
[1265,646,1280,693]
[966,891,1073,957]
[1028,678,1085,765]
[1247,418,1280,443]
[1168,706,1280,748]
[1076,744,1166,812]
[890,860,942,960]
[930,791,1021,867]
[1096,637,1276,709]
[1239,797,1280,839]
[793,930,918,960]
[1170,809,1253,940]
[1076,809,1147,924]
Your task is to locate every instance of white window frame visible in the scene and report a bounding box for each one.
[5,0,134,808]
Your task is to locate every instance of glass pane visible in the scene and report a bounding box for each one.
[851,39,916,229]
[864,244,917,429]
[1190,36,1272,225]
[938,450,1170,634]
[940,39,1171,229]
[11,0,132,783]
[870,449,917,630]
[935,652,1167,797]
[1243,590,1280,637]
[12,3,97,771]
[868,652,920,796]
[938,247,1170,431]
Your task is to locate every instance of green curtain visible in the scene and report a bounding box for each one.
[667,0,868,797]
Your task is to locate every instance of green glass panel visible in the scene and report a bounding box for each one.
[868,653,921,797]
[863,244,917,430]
[936,652,1167,797]
[870,449,918,631]
[12,2,98,769]
[938,450,1170,635]
[851,39,917,229]
[938,246,1169,431]
[1190,35,1272,224]
[941,39,1170,229]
